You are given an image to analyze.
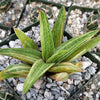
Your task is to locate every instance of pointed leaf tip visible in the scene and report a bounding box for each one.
[40,10,54,61]
[52,6,66,47]
[0,48,41,64]
[14,28,38,50]
[50,72,69,81]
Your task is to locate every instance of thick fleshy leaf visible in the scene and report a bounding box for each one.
[0,48,42,64]
[55,30,99,51]
[23,59,54,94]
[40,11,54,61]
[52,6,65,47]
[14,28,38,50]
[48,62,82,73]
[0,64,31,80]
[47,30,99,63]
[65,35,100,62]
[50,72,69,81]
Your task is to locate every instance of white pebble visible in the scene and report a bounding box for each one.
[9,41,15,48]
[88,67,96,75]
[84,72,91,80]
[26,92,31,99]
[98,82,100,86]
[52,6,57,11]
[0,30,6,38]
[67,79,73,84]
[82,61,92,69]
[74,80,80,85]
[91,84,96,89]
[16,83,23,91]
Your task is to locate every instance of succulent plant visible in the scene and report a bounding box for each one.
[0,6,100,94]
[0,0,11,12]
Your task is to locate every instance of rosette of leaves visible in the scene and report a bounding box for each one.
[0,6,100,94]
[30,5,53,22]
[0,0,11,12]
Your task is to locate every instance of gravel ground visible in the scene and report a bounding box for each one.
[0,0,100,100]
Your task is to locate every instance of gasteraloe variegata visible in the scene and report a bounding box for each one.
[0,6,100,94]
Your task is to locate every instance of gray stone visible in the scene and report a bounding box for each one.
[57,81,63,85]
[63,36,68,42]
[51,88,60,93]
[39,90,44,94]
[44,91,51,99]
[58,97,65,100]
[65,91,70,96]
[74,80,80,85]
[47,77,52,83]
[26,92,31,99]
[69,74,82,80]
[55,93,60,99]
[7,78,13,83]
[59,86,66,91]
[30,88,36,95]
[78,83,83,88]
[88,66,96,75]
[37,95,43,100]
[0,66,4,71]
[30,97,35,100]
[84,72,91,80]
[46,83,57,88]
[82,61,92,69]
[43,98,48,100]
[32,93,37,99]
[19,78,25,82]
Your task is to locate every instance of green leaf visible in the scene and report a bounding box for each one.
[50,72,69,81]
[55,30,99,51]
[48,62,82,73]
[40,11,54,61]
[23,59,54,94]
[52,6,65,47]
[65,35,100,62]
[0,64,31,80]
[0,48,42,64]
[47,30,99,63]
[14,28,38,50]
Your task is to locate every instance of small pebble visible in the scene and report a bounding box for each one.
[44,91,51,99]
[16,83,23,92]
[34,79,43,89]
[74,80,80,85]
[26,92,31,99]
[82,61,92,69]
[88,67,96,75]
[58,97,65,100]
[84,72,91,80]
